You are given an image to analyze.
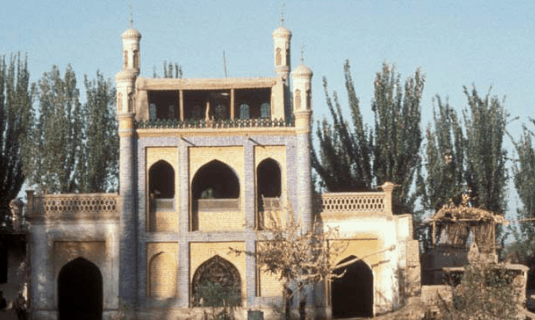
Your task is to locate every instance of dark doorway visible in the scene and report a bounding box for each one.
[331,256,373,318]
[58,257,103,320]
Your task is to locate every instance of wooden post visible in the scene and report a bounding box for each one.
[230,88,235,120]
[179,89,184,121]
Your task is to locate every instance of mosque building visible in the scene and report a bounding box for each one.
[23,18,420,320]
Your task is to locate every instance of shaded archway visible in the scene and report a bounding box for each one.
[192,160,240,200]
[58,257,103,320]
[192,255,241,307]
[331,256,373,318]
[149,160,175,199]
[257,158,281,198]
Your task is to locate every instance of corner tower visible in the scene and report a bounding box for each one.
[115,25,141,305]
[291,58,313,231]
[272,19,292,118]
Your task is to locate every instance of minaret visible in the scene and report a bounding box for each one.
[291,49,313,232]
[272,12,292,117]
[115,10,141,305]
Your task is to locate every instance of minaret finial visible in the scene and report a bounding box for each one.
[128,2,134,28]
[280,3,285,26]
[300,44,305,64]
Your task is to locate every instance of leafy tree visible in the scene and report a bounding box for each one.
[372,63,424,213]
[77,71,118,193]
[0,53,32,226]
[312,61,424,213]
[231,210,348,320]
[463,86,508,215]
[153,60,183,79]
[23,65,83,193]
[508,119,535,260]
[311,60,373,192]
[438,262,520,320]
[417,96,465,214]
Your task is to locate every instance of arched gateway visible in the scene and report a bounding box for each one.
[58,257,103,320]
[331,256,374,318]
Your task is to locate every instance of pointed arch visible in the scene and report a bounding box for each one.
[149,252,177,298]
[257,158,281,198]
[58,257,103,320]
[192,160,240,200]
[331,255,374,318]
[149,160,175,199]
[192,255,241,307]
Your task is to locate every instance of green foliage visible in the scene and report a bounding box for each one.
[77,71,118,192]
[311,60,372,192]
[439,263,520,320]
[417,96,465,214]
[153,61,183,79]
[0,53,32,225]
[312,61,424,213]
[23,65,118,193]
[23,65,82,193]
[463,86,508,215]
[197,281,239,320]
[509,119,535,259]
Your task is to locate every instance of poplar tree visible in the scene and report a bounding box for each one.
[23,65,83,193]
[312,61,424,213]
[0,53,32,225]
[372,63,424,213]
[509,119,535,257]
[77,71,118,193]
[311,60,373,192]
[417,96,465,213]
[463,86,508,215]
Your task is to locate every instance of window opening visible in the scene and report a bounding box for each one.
[239,103,250,120]
[149,160,175,199]
[260,103,271,118]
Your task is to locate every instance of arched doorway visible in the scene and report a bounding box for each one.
[331,256,373,318]
[191,255,241,307]
[58,257,103,320]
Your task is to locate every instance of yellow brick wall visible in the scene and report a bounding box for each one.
[330,237,387,290]
[190,242,246,298]
[54,241,107,277]
[146,242,178,298]
[189,147,245,231]
[149,211,178,233]
[146,147,179,232]
[196,210,244,231]
[256,241,284,297]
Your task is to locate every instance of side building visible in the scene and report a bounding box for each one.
[26,21,420,320]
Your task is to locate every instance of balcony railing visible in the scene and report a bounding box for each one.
[317,192,389,214]
[26,191,119,221]
[150,198,175,212]
[193,199,240,212]
[137,117,294,129]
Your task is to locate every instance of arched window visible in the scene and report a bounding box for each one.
[149,160,175,199]
[192,255,241,307]
[239,103,250,120]
[257,158,281,198]
[149,253,177,298]
[215,104,226,120]
[58,257,103,320]
[260,103,271,118]
[295,89,301,110]
[192,160,239,200]
[149,103,157,120]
